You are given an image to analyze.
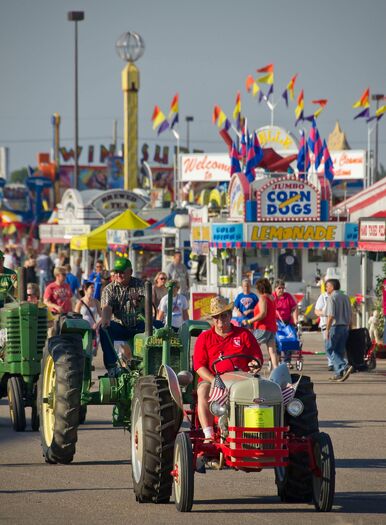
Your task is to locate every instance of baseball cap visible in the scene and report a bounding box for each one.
[113,258,132,272]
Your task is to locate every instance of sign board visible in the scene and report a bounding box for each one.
[359,219,386,242]
[180,153,230,182]
[64,224,91,238]
[257,177,320,222]
[39,224,67,243]
[317,150,366,180]
[106,229,130,246]
[91,190,148,219]
[229,172,249,220]
[246,222,346,244]
[256,126,298,151]
[211,223,243,243]
[191,292,217,320]
[189,206,209,225]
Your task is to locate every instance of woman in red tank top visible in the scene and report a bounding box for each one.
[242,278,279,368]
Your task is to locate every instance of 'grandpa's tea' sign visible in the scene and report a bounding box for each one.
[257,177,320,222]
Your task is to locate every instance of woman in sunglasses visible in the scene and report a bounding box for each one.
[152,272,168,311]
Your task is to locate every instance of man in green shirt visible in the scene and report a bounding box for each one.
[0,250,17,304]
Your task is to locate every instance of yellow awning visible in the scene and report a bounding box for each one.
[70,209,149,251]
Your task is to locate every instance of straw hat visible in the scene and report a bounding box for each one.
[208,296,234,317]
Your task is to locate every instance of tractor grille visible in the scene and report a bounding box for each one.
[147,346,181,375]
[236,402,282,455]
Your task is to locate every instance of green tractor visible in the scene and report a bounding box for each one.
[38,279,209,490]
[0,269,48,431]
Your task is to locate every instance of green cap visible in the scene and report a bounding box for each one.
[113,258,132,272]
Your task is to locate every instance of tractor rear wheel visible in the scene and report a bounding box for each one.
[7,376,26,432]
[311,432,335,512]
[276,374,319,503]
[131,375,178,503]
[39,334,84,464]
[173,432,194,512]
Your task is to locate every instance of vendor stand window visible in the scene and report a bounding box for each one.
[308,248,338,264]
[277,249,302,282]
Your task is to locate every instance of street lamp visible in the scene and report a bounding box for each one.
[67,11,84,190]
[185,116,194,151]
[115,31,145,190]
[371,93,386,182]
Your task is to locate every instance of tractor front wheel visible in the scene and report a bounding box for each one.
[131,375,177,503]
[7,376,26,432]
[39,334,84,464]
[311,432,335,512]
[173,432,194,512]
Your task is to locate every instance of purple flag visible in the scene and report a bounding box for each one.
[230,143,242,176]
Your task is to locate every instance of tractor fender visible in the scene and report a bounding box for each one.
[158,364,183,410]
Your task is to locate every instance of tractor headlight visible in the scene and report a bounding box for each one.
[210,401,228,417]
[286,398,304,417]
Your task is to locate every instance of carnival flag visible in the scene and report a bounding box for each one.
[308,119,324,170]
[168,93,179,129]
[354,108,370,120]
[230,143,242,176]
[152,106,169,135]
[245,144,256,183]
[213,105,231,131]
[323,140,334,183]
[257,64,274,99]
[282,74,298,106]
[367,105,386,123]
[297,130,310,176]
[294,90,304,126]
[240,121,249,158]
[246,75,263,101]
[253,131,264,166]
[233,91,242,131]
[352,88,370,108]
[208,374,228,406]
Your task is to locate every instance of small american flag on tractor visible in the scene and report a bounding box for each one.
[208,374,229,406]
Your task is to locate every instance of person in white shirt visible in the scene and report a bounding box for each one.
[157,280,189,330]
[314,291,333,370]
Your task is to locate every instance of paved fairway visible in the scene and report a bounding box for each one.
[1,332,386,525]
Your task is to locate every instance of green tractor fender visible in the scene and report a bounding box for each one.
[158,363,184,410]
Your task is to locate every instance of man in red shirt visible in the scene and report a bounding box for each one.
[43,266,73,315]
[193,296,263,440]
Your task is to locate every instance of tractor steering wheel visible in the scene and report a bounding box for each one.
[212,353,261,375]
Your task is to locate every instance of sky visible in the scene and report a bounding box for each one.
[1,0,386,175]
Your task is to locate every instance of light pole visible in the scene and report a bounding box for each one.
[371,93,386,182]
[171,129,180,205]
[67,11,84,190]
[115,32,145,190]
[185,116,194,151]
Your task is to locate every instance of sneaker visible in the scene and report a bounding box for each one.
[329,374,341,381]
[328,365,334,372]
[337,365,353,382]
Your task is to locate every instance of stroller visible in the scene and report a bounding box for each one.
[275,319,304,371]
[346,327,376,371]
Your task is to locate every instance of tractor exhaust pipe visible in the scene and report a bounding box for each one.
[18,267,27,302]
[144,280,153,336]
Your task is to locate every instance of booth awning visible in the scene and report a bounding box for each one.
[70,209,149,250]
[207,241,357,249]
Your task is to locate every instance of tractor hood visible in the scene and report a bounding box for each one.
[220,371,283,404]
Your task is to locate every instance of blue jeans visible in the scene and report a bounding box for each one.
[326,325,349,375]
[99,319,163,369]
[323,331,333,366]
[99,320,145,369]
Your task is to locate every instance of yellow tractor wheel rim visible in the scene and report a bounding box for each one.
[42,355,56,446]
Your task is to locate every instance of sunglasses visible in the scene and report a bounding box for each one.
[159,277,166,280]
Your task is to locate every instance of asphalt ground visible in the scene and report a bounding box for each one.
[0,332,386,525]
